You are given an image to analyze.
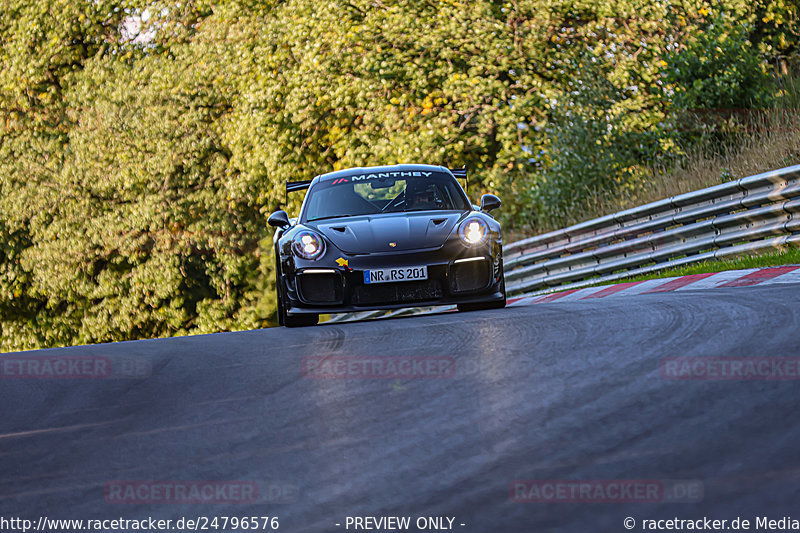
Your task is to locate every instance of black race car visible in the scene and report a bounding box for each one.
[268,164,505,326]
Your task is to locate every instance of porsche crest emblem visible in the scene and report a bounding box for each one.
[389,242,397,248]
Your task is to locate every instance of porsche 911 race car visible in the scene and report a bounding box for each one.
[268,164,505,326]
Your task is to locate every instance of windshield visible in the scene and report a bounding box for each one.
[302,172,469,222]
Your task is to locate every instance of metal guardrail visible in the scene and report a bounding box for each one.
[327,164,800,323]
[503,164,800,296]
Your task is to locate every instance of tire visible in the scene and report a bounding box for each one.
[276,285,287,326]
[275,255,319,327]
[457,272,506,312]
[275,253,286,327]
[277,282,319,327]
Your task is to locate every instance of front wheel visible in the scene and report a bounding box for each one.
[275,253,287,326]
[277,280,319,327]
[275,254,319,327]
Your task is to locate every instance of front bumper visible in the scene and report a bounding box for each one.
[282,242,503,315]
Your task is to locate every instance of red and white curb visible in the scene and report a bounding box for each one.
[330,265,800,321]
[506,265,800,307]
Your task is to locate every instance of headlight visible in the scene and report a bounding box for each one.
[458,217,488,246]
[292,230,325,260]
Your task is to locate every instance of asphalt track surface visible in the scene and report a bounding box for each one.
[2,282,800,532]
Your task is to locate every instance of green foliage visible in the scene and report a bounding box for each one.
[507,59,670,229]
[750,0,800,62]
[664,13,774,111]
[1,0,796,350]
[0,0,132,350]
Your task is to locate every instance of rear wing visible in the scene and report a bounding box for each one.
[449,166,467,193]
[286,180,312,193]
[282,179,313,209]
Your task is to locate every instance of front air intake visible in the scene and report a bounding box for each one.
[297,272,343,304]
[450,259,491,293]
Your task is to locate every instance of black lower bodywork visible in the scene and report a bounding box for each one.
[274,236,505,326]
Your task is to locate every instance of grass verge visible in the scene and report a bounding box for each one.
[592,247,800,286]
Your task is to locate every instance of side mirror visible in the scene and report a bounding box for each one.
[268,210,291,229]
[480,194,501,213]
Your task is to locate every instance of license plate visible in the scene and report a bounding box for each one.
[364,266,428,284]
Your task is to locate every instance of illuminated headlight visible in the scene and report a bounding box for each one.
[292,231,325,260]
[458,217,488,246]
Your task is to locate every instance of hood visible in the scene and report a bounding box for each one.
[310,211,465,254]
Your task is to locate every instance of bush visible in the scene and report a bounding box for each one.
[664,13,774,112]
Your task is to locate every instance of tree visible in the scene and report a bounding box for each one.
[1,0,794,350]
[0,0,130,350]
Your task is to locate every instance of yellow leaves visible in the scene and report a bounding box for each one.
[416,93,447,116]
[699,7,710,17]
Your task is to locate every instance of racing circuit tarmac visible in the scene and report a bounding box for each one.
[2,282,800,532]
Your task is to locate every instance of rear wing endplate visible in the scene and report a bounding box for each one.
[284,179,312,208]
[449,167,467,193]
[286,180,312,193]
